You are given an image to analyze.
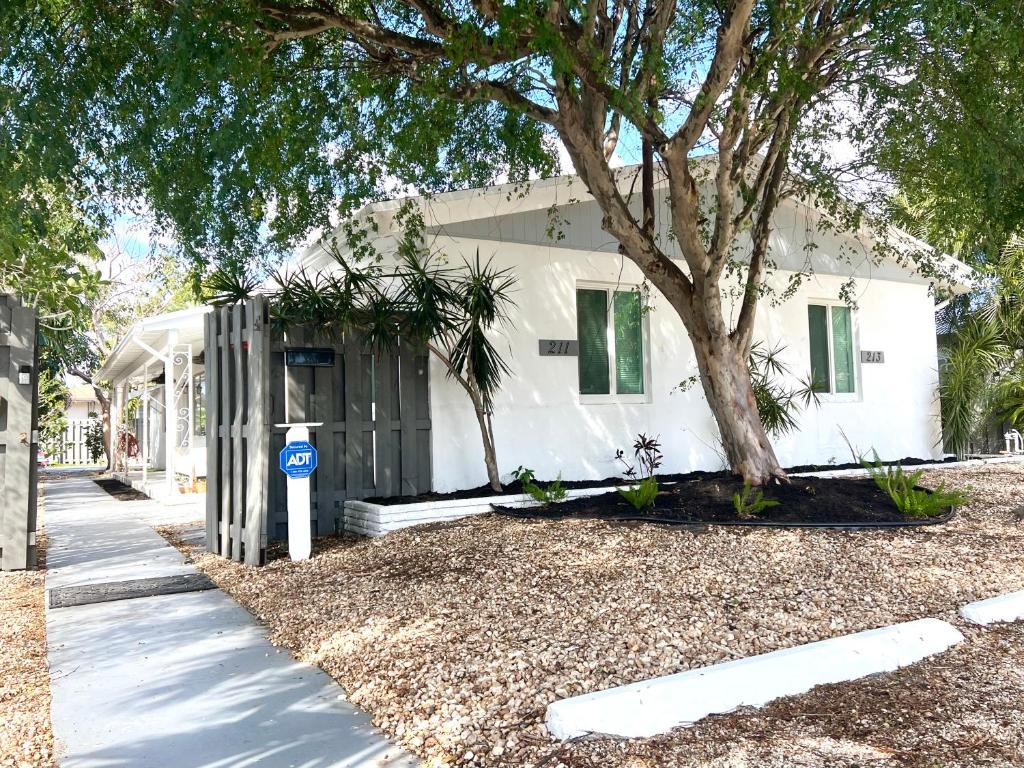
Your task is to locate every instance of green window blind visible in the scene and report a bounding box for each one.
[577,289,610,394]
[613,291,644,394]
[831,305,855,393]
[807,304,831,393]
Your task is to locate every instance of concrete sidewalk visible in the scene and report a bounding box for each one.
[44,475,418,768]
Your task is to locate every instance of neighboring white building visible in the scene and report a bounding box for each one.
[97,305,211,498]
[295,166,972,492]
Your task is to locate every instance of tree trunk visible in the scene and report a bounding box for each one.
[93,386,112,471]
[472,404,502,492]
[692,336,786,485]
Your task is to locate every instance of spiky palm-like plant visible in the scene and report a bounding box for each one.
[747,342,820,438]
[210,238,518,492]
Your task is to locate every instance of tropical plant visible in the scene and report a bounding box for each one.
[863,454,968,518]
[618,476,660,513]
[84,414,105,464]
[615,433,663,511]
[732,481,780,518]
[935,235,1024,457]
[614,434,663,481]
[938,317,1010,457]
[37,368,70,460]
[511,466,568,506]
[748,343,821,438]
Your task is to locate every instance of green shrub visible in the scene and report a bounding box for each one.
[617,475,660,511]
[732,481,780,518]
[511,466,568,506]
[863,454,968,518]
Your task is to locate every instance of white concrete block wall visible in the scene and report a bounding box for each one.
[427,235,942,492]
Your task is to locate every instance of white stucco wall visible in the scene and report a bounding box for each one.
[426,236,942,492]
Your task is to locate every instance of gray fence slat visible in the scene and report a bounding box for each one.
[204,313,220,554]
[242,299,265,565]
[374,350,395,497]
[218,308,233,558]
[398,340,419,495]
[229,303,244,562]
[343,337,364,499]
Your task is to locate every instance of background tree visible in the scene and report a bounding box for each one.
[8,0,1006,484]
[867,1,1024,455]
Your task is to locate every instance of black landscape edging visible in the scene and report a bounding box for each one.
[365,455,965,506]
[492,506,955,530]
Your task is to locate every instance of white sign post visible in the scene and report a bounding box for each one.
[277,422,322,561]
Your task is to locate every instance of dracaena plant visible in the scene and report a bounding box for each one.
[208,224,517,492]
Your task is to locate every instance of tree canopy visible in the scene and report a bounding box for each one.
[5,0,1022,482]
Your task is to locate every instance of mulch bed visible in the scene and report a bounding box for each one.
[364,455,960,505]
[0,533,54,768]
[93,477,149,501]
[495,476,949,527]
[158,464,1024,768]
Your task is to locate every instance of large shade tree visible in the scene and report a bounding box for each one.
[6,0,994,484]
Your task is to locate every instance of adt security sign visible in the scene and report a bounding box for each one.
[275,423,322,562]
[279,440,317,479]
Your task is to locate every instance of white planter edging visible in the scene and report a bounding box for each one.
[545,618,964,740]
[343,484,632,537]
[960,590,1024,626]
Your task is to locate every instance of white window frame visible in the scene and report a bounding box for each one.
[808,299,860,403]
[576,281,652,404]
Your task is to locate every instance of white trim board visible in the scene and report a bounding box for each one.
[545,618,964,740]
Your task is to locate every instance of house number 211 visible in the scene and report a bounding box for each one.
[538,339,579,356]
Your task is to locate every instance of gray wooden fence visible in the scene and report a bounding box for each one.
[205,297,432,564]
[0,295,39,571]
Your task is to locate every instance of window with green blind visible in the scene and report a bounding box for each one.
[807,303,856,394]
[577,287,646,396]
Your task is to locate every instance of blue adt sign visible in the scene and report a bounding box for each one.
[279,440,317,479]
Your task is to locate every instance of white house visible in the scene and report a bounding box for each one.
[295,166,972,493]
[97,305,212,498]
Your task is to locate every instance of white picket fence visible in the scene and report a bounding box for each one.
[47,419,102,466]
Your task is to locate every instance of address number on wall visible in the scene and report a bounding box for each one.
[861,350,885,363]
[539,339,579,356]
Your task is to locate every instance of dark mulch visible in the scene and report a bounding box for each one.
[93,477,149,501]
[365,455,962,506]
[495,476,950,527]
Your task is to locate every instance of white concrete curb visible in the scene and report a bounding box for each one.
[960,591,1024,626]
[545,618,964,740]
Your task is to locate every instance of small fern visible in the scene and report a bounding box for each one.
[512,466,568,506]
[617,476,660,511]
[732,481,780,518]
[862,453,968,518]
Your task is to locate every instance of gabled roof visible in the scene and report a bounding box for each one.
[298,163,975,295]
[97,305,212,384]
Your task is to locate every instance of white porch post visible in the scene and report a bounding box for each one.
[142,364,150,484]
[164,329,178,497]
[108,384,121,473]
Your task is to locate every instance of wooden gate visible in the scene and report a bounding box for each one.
[0,295,39,571]
[205,297,432,564]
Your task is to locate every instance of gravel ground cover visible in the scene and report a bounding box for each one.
[160,463,1024,767]
[0,533,54,768]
